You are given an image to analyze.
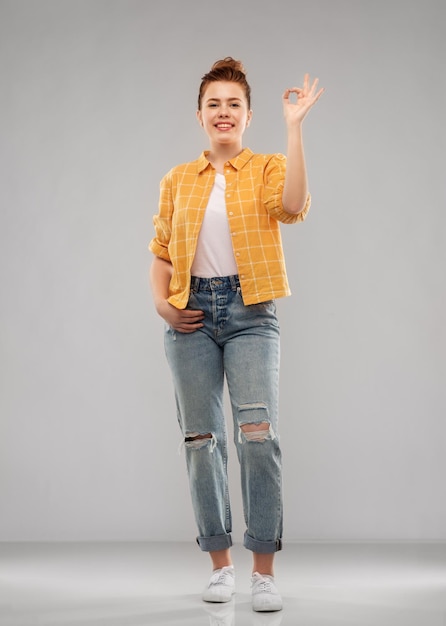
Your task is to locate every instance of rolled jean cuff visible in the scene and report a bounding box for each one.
[196,533,233,552]
[243,531,282,554]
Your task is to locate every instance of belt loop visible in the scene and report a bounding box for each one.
[230,275,239,291]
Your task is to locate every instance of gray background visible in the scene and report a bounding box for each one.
[1,0,445,542]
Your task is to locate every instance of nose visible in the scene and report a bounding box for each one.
[218,105,229,117]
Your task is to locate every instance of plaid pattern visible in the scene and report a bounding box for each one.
[149,148,310,308]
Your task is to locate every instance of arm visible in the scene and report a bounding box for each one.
[149,256,204,333]
[281,74,324,215]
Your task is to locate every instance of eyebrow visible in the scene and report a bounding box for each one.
[205,97,243,102]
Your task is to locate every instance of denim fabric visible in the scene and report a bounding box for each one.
[164,275,283,554]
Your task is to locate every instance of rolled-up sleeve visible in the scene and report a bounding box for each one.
[149,170,173,262]
[263,153,311,224]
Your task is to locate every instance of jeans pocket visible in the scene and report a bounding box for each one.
[254,300,279,327]
[252,299,276,313]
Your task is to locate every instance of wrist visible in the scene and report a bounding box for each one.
[286,121,303,135]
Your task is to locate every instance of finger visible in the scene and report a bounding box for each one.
[312,87,325,103]
[178,320,204,329]
[180,316,204,324]
[309,77,319,96]
[283,88,302,98]
[175,316,203,327]
[283,87,302,98]
[181,309,205,318]
[177,322,203,333]
[303,73,310,92]
[178,314,204,324]
[176,326,200,334]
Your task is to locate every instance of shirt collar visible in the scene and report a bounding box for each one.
[196,147,254,173]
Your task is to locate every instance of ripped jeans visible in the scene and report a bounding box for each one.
[164,275,283,554]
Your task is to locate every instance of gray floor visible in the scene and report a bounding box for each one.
[0,542,445,625]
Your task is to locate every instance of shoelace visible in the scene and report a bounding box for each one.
[254,576,273,592]
[210,569,232,586]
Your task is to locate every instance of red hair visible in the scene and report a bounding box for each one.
[198,57,251,110]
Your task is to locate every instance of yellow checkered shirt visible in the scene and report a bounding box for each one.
[149,147,310,308]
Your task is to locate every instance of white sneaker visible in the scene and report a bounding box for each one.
[203,565,235,603]
[251,572,283,612]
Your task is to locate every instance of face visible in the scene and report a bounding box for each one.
[197,81,252,147]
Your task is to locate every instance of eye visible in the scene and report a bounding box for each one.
[208,103,218,108]
[230,103,240,108]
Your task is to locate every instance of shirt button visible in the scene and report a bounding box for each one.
[228,211,233,216]
[236,252,240,256]
[226,193,231,198]
[240,274,245,279]
[231,232,236,236]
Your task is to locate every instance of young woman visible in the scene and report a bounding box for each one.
[149,58,323,612]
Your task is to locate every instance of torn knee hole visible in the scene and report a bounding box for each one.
[240,422,269,434]
[240,422,273,443]
[185,433,212,442]
[237,402,275,443]
[184,432,216,451]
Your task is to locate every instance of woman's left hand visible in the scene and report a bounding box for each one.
[282,74,324,127]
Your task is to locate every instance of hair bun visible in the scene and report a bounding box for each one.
[211,57,246,75]
[198,57,251,109]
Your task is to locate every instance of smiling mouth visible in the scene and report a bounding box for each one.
[215,123,233,130]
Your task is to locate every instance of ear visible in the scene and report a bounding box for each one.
[196,109,203,127]
[246,109,253,127]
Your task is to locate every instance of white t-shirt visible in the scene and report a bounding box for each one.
[190,173,238,278]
